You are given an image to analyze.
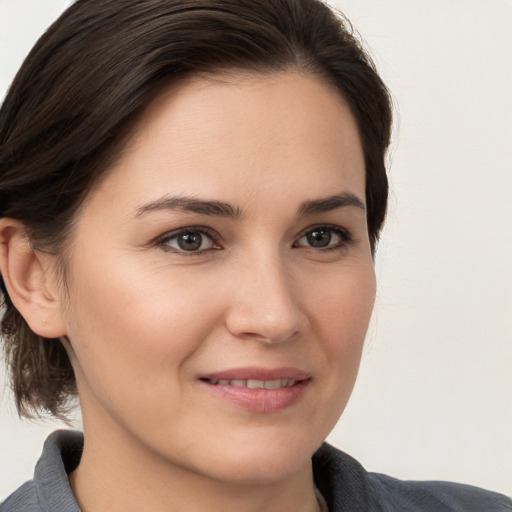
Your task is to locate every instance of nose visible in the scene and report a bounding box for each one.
[224,254,303,344]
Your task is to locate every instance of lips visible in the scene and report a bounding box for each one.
[199,367,311,412]
[206,378,298,389]
[200,367,310,382]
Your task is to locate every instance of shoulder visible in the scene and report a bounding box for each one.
[0,481,39,512]
[0,430,83,512]
[313,443,512,512]
[369,472,512,512]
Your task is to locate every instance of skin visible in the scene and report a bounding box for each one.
[0,71,376,512]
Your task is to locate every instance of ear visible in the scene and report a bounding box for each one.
[0,218,67,338]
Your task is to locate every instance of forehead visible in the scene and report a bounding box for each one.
[84,70,365,216]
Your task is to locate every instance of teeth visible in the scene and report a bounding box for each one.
[247,379,264,389]
[209,378,297,389]
[264,379,282,389]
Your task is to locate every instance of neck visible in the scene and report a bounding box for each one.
[70,418,322,512]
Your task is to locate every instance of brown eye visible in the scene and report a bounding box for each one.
[176,232,203,251]
[306,229,332,247]
[295,225,352,250]
[160,228,218,253]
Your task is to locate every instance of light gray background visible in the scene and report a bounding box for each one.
[1,0,511,499]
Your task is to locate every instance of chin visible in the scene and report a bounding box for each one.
[208,453,311,485]
[189,430,322,485]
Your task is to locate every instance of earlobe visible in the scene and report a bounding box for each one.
[0,218,67,338]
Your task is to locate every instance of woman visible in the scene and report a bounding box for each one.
[0,0,510,511]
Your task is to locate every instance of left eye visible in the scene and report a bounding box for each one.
[295,226,352,249]
[160,229,217,252]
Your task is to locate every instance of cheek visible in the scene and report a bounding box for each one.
[67,248,220,335]
[309,262,376,387]
[61,253,226,402]
[308,259,376,343]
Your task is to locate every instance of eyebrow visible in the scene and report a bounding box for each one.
[297,192,366,217]
[134,192,365,219]
[135,195,242,219]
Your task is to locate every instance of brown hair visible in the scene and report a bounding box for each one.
[0,0,392,419]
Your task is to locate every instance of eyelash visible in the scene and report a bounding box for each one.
[156,226,221,255]
[156,224,354,255]
[294,224,354,252]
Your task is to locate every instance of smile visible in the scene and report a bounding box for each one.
[199,368,311,412]
[205,378,297,389]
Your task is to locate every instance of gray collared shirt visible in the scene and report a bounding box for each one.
[2,430,511,511]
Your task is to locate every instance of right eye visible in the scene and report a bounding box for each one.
[294,224,353,251]
[158,228,220,253]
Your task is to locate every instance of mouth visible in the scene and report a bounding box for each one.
[201,378,299,389]
[199,368,311,412]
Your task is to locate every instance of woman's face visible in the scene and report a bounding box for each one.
[56,71,375,483]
